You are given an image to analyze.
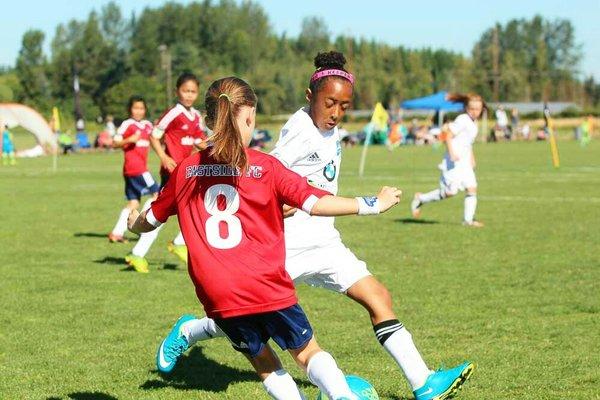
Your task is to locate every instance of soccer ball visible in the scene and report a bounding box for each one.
[316,375,379,399]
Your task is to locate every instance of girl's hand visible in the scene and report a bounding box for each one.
[282,205,297,218]
[128,132,141,143]
[161,155,177,172]
[377,186,402,213]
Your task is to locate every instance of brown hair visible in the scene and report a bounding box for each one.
[204,77,257,171]
[447,92,487,111]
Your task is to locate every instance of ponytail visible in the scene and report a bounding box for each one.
[204,77,257,171]
[447,92,487,111]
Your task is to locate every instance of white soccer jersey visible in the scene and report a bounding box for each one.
[442,113,478,170]
[270,108,343,249]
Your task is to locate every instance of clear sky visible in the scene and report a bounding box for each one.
[2,0,599,78]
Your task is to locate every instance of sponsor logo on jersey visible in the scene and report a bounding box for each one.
[181,124,189,130]
[180,136,195,145]
[323,160,336,182]
[135,139,150,147]
[307,152,321,162]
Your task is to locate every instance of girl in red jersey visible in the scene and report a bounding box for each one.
[126,73,207,271]
[129,77,401,399]
[108,96,159,271]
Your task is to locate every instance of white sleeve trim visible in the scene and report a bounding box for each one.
[117,119,133,136]
[146,209,163,228]
[301,195,320,214]
[157,106,182,130]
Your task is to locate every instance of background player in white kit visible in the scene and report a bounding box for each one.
[411,93,485,227]
[155,53,474,400]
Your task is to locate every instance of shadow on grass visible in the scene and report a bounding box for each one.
[163,263,180,270]
[140,346,312,393]
[46,393,118,400]
[94,256,126,265]
[74,232,137,242]
[69,393,118,400]
[140,346,257,392]
[395,218,439,225]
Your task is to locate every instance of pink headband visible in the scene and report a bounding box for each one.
[310,69,355,85]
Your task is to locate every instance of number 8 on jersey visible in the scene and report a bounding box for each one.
[204,184,242,249]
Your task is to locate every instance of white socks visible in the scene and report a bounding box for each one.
[131,199,161,257]
[374,320,432,390]
[307,351,356,400]
[263,369,305,400]
[180,317,225,345]
[111,208,130,236]
[464,194,477,223]
[173,231,185,246]
[419,189,444,204]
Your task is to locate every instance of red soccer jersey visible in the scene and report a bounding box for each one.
[149,148,330,318]
[117,118,153,177]
[155,103,207,176]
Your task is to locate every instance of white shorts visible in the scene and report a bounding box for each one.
[286,240,371,293]
[439,166,477,196]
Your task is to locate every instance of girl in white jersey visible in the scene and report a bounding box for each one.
[411,93,485,227]
[155,53,473,400]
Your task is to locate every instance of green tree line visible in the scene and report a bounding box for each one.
[1,0,598,121]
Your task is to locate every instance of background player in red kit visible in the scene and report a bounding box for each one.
[129,76,402,399]
[107,96,159,272]
[127,72,207,271]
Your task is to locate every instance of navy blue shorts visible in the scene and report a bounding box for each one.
[214,304,313,358]
[124,172,159,201]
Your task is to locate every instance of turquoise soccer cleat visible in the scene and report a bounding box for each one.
[156,314,196,373]
[413,362,474,400]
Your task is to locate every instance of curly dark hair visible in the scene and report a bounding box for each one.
[309,51,350,93]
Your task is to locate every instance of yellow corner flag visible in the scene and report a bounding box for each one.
[371,102,389,131]
[52,107,61,132]
[544,106,560,168]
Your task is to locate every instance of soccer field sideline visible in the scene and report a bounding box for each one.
[1,141,599,399]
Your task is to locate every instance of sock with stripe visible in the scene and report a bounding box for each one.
[374,319,432,390]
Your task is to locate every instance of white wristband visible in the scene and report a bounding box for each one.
[356,196,380,215]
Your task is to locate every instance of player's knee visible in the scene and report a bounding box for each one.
[445,190,456,198]
[290,337,321,370]
[466,187,477,195]
[363,281,393,314]
[250,346,283,376]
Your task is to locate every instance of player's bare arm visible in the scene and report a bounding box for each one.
[112,132,141,149]
[311,186,401,216]
[150,135,177,172]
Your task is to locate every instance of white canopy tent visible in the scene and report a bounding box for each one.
[0,103,56,152]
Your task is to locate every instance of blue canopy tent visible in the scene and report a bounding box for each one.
[401,91,463,126]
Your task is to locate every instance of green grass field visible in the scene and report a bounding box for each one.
[1,138,599,400]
